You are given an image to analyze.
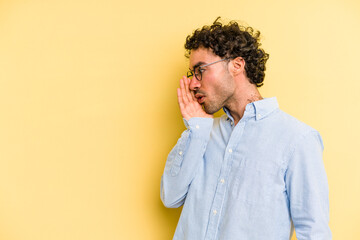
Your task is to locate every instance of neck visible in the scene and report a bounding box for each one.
[225,82,263,125]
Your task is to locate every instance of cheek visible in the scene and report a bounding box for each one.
[202,70,227,94]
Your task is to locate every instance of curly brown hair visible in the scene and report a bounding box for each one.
[184,17,269,87]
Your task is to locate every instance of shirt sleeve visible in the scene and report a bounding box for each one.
[160,117,214,208]
[285,130,332,240]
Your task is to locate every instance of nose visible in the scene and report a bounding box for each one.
[189,76,201,91]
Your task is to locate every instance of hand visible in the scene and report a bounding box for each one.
[177,76,213,121]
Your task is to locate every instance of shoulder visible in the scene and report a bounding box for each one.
[273,109,324,151]
[273,108,319,135]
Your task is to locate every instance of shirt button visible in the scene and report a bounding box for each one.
[213,210,217,215]
[231,122,234,126]
[179,151,183,155]
[220,179,225,184]
[228,149,232,153]
[195,125,200,129]
[257,114,261,118]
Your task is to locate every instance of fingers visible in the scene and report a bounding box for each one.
[184,77,197,102]
[177,88,190,120]
[180,77,189,104]
[177,76,200,121]
[177,88,182,106]
[190,84,197,101]
[184,77,194,102]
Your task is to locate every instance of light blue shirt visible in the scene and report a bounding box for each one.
[160,97,331,240]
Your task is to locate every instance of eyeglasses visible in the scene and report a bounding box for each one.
[187,58,229,81]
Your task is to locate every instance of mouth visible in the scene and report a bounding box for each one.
[195,93,205,104]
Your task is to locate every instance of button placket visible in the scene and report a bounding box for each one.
[205,117,247,240]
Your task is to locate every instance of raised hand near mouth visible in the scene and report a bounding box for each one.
[177,76,213,121]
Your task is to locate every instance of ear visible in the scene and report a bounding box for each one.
[229,57,245,76]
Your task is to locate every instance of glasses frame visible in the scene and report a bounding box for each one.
[187,58,230,81]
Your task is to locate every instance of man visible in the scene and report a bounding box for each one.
[160,17,331,240]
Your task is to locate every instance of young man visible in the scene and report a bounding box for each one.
[160,18,331,240]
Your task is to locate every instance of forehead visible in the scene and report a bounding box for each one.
[189,47,220,68]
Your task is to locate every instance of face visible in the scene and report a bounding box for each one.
[189,47,235,114]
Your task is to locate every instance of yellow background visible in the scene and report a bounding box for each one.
[0,0,359,239]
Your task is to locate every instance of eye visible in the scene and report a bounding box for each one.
[196,67,205,74]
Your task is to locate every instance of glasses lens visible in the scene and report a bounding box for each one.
[187,71,193,78]
[194,67,202,81]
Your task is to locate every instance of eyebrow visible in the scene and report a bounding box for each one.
[191,61,206,70]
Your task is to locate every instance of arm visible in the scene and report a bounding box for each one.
[160,117,213,208]
[160,76,213,208]
[285,130,332,239]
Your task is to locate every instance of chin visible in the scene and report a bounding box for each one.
[204,104,221,115]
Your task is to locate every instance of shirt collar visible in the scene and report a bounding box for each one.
[223,97,279,121]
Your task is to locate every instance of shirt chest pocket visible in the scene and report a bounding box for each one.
[229,156,284,205]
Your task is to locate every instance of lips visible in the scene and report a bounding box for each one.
[195,93,205,104]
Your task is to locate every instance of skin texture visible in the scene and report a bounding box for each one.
[177,47,263,125]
